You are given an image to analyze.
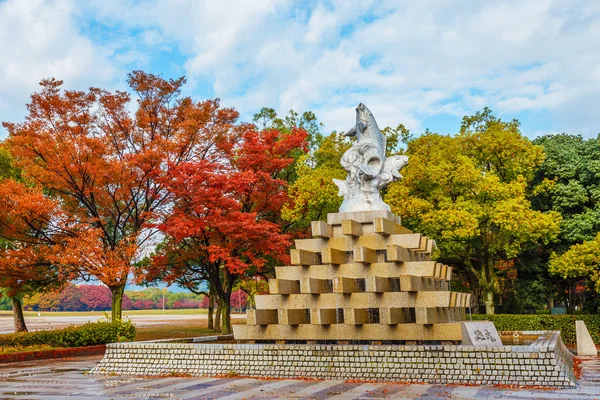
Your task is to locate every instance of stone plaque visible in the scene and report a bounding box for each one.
[461,321,502,346]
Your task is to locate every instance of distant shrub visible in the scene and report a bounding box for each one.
[0,320,135,350]
[471,314,600,344]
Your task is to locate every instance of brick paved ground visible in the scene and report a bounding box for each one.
[0,356,599,399]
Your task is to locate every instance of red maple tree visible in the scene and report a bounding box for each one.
[0,179,66,331]
[3,71,239,320]
[149,127,308,333]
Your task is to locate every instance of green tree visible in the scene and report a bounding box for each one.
[532,133,600,312]
[385,109,561,314]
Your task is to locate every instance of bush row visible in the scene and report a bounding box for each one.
[471,314,600,345]
[0,320,136,350]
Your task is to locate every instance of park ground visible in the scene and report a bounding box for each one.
[1,312,600,399]
[0,356,599,399]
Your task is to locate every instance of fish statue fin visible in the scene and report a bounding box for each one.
[344,126,356,137]
[358,164,380,179]
[332,178,348,196]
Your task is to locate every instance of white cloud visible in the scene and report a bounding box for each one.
[0,0,121,136]
[2,0,600,139]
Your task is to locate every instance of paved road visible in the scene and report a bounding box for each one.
[0,314,245,334]
[0,356,599,399]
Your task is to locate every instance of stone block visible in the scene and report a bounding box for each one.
[247,309,278,326]
[400,276,443,292]
[290,249,320,266]
[415,236,429,252]
[386,245,411,262]
[300,278,331,294]
[274,262,446,281]
[346,308,369,325]
[354,245,378,263]
[256,291,455,310]
[321,247,347,265]
[576,320,598,356]
[342,219,363,236]
[373,217,412,235]
[445,266,453,281]
[311,308,340,325]
[280,309,310,325]
[415,307,439,324]
[334,277,362,293]
[327,210,399,225]
[366,276,392,293]
[380,308,407,324]
[390,234,422,249]
[311,221,333,238]
[294,238,328,252]
[269,279,300,294]
[439,265,448,280]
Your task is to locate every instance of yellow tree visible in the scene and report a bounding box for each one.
[385,109,561,314]
[283,132,349,227]
[549,233,600,294]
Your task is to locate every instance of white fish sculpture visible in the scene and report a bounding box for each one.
[333,103,408,212]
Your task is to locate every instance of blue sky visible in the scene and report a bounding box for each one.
[1,0,600,140]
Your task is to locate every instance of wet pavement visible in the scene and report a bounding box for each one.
[0,356,599,399]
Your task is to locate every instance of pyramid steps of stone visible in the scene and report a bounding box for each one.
[233,210,470,342]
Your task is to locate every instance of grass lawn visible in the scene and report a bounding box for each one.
[134,318,244,341]
[0,309,209,318]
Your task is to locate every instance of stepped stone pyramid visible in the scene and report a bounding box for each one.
[233,103,471,343]
[233,210,471,342]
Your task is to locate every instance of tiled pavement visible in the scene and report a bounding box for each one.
[0,356,599,399]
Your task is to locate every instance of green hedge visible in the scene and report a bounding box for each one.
[0,320,136,350]
[470,314,600,345]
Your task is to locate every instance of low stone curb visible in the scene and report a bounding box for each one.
[90,331,575,387]
[0,344,106,364]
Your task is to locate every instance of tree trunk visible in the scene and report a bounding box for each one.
[567,282,576,314]
[220,270,235,335]
[221,298,232,334]
[207,289,214,331]
[11,297,27,332]
[484,289,495,315]
[110,284,126,321]
[214,301,222,332]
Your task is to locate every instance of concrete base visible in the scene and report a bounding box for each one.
[233,322,463,341]
[91,331,575,388]
[576,320,598,356]
[327,210,400,225]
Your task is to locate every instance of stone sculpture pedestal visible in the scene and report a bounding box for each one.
[233,211,471,342]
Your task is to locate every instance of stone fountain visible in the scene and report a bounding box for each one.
[92,104,575,388]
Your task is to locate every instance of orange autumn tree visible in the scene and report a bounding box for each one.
[0,179,67,331]
[3,71,239,320]
[149,127,308,334]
